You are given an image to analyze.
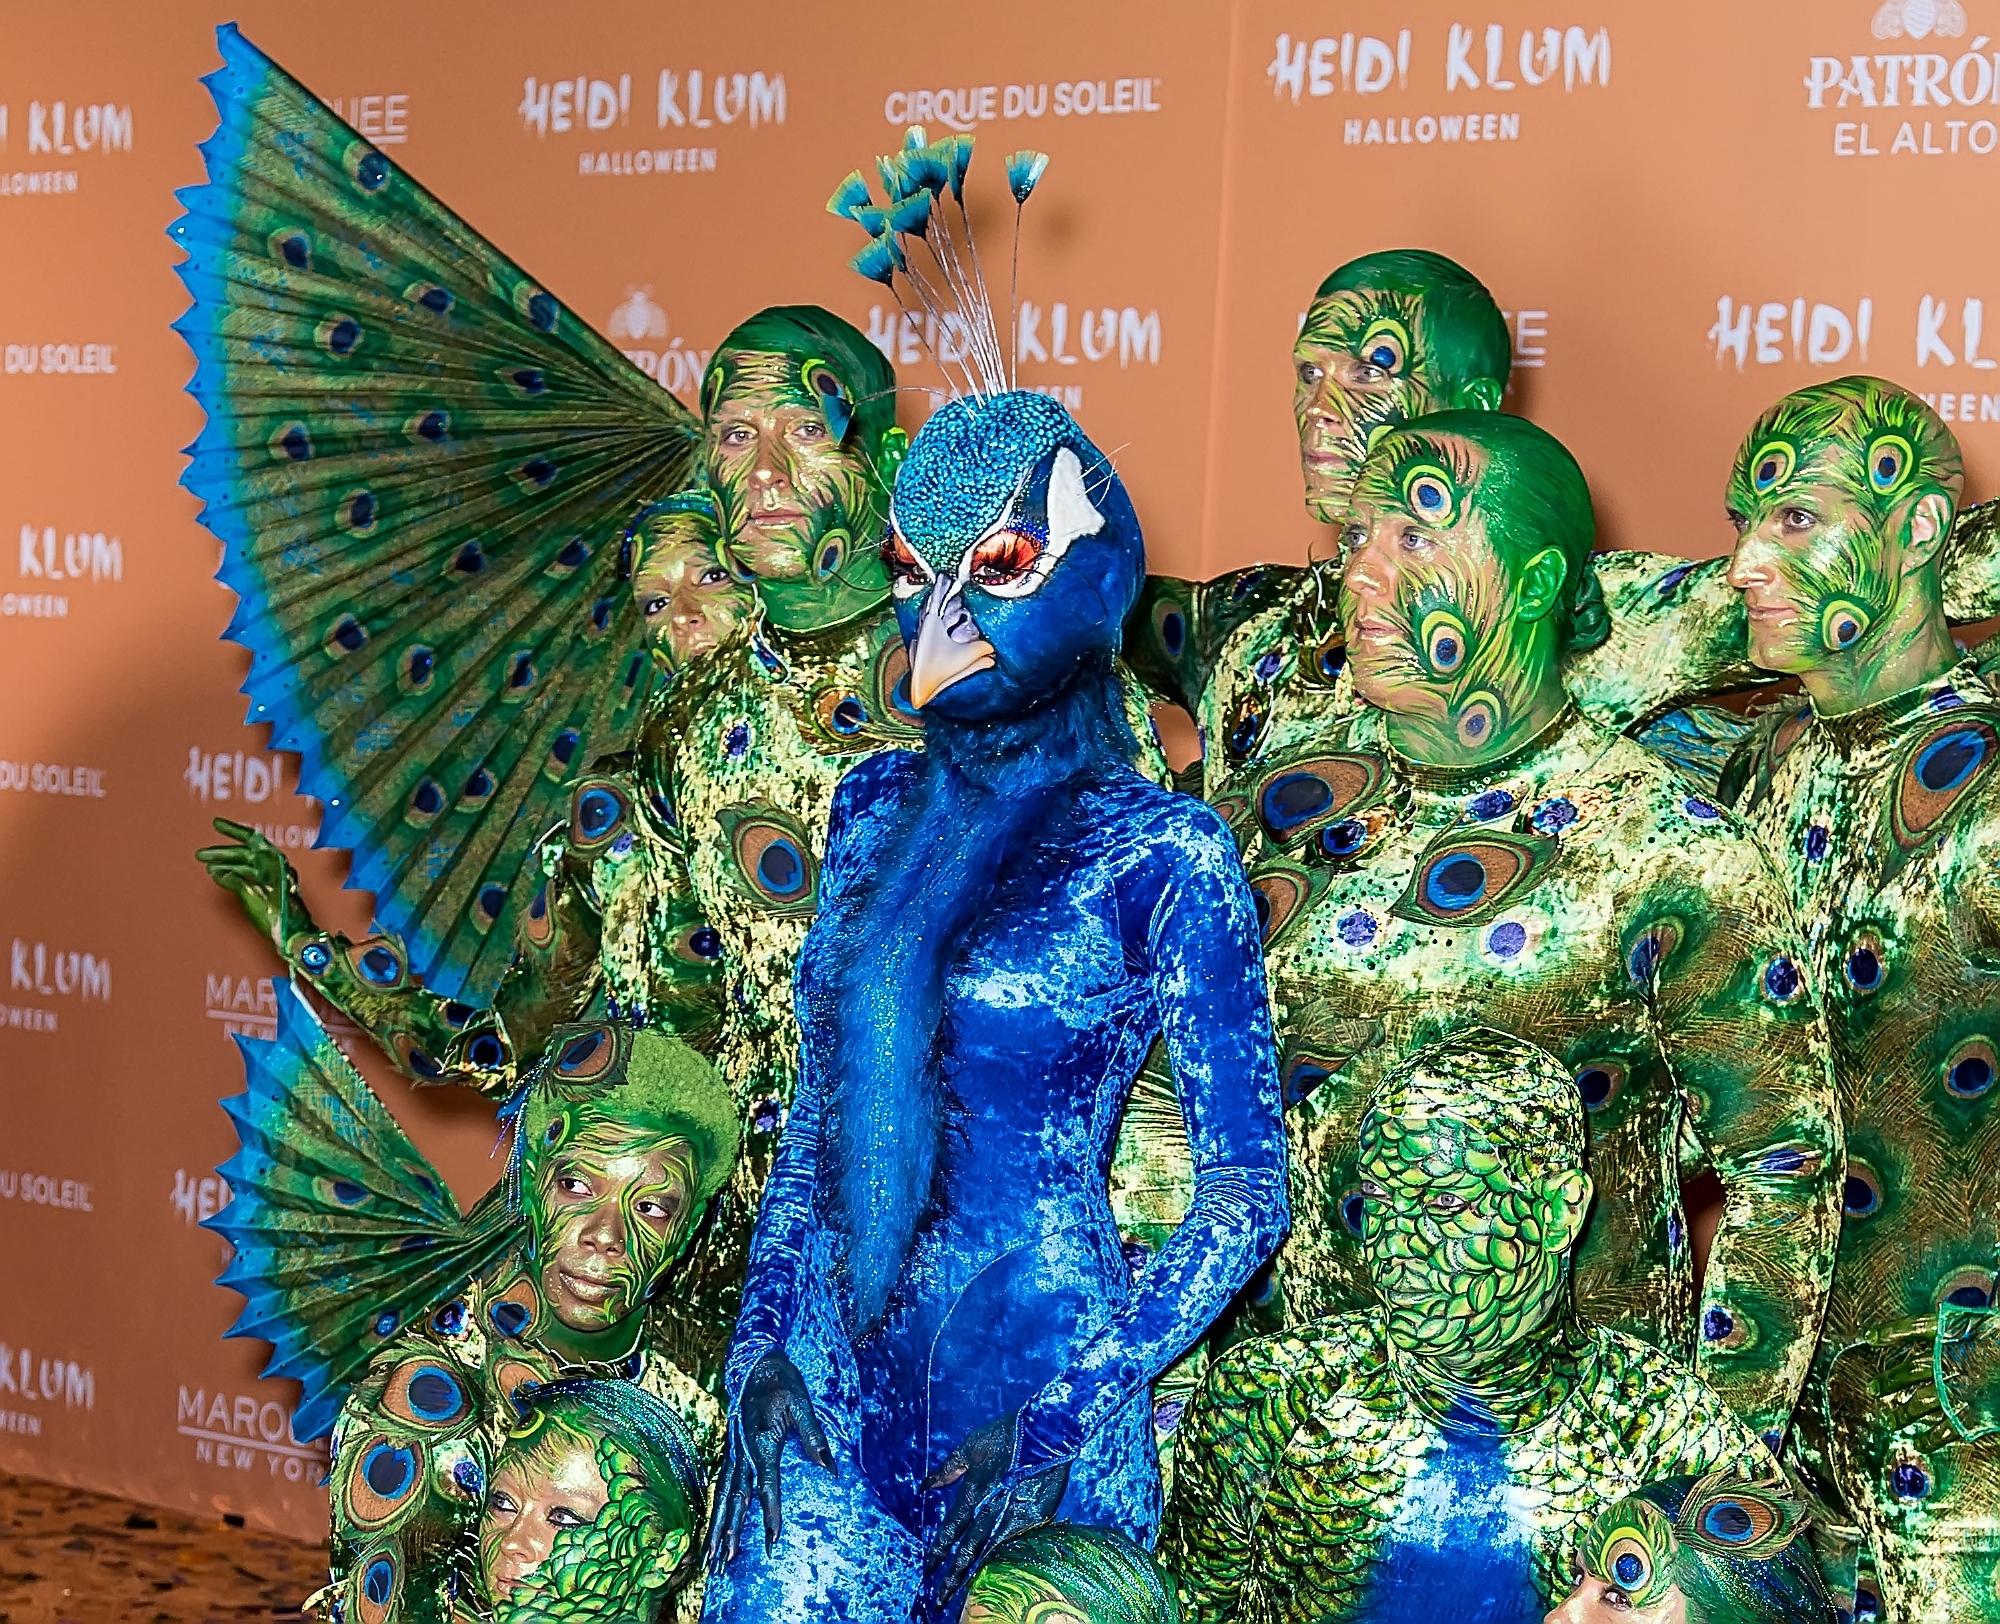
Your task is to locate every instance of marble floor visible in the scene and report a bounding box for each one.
[0,1473,323,1624]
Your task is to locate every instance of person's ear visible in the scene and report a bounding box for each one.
[1901,490,1953,573]
[1516,547,1570,624]
[1456,376,1505,413]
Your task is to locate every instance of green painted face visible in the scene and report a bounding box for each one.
[1295,250,1511,527]
[1358,1030,1589,1369]
[514,1025,741,1339]
[630,495,752,669]
[481,1386,699,1624]
[699,334,900,633]
[1724,375,1962,680]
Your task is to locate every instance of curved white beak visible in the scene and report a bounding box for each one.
[908,576,997,709]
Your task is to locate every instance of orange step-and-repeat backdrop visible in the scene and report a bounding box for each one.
[5,0,1997,1540]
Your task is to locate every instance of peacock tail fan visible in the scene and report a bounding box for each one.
[205,980,516,1441]
[172,23,700,1004]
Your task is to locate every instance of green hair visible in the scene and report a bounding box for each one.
[1579,1469,1832,1624]
[705,304,900,460]
[513,1024,741,1211]
[1384,408,1609,653]
[1316,249,1511,403]
[965,1525,1179,1624]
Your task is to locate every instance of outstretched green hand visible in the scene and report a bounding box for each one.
[196,816,311,949]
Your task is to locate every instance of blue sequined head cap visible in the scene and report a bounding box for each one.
[894,390,1082,566]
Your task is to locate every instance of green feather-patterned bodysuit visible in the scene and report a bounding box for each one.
[1724,660,2000,1622]
[1234,705,1843,1443]
[1163,1316,1764,1624]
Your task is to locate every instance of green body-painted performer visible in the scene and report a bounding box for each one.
[959,1525,1180,1624]
[207,997,737,1624]
[1716,377,2000,1624]
[1163,1030,1771,1624]
[1546,1468,1833,1624]
[1226,410,1842,1444]
[476,1379,706,1624]
[1119,249,2000,795]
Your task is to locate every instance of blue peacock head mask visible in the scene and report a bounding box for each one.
[882,390,1142,721]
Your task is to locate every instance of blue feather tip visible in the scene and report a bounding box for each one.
[1005,150,1050,205]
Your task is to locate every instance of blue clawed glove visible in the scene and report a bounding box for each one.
[918,1411,1070,1614]
[706,1350,835,1572]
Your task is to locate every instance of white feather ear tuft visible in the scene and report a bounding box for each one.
[1047,446,1106,547]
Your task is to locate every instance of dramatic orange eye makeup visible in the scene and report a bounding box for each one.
[881,530,926,584]
[967,529,1044,588]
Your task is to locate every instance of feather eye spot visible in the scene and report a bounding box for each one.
[323,316,360,356]
[591,597,615,632]
[277,231,310,270]
[1946,1038,1997,1098]
[329,616,367,654]
[511,367,546,396]
[521,456,558,488]
[489,1299,532,1338]
[415,284,453,315]
[453,542,486,575]
[354,151,389,191]
[555,537,589,570]
[527,292,558,331]
[345,491,377,532]
[358,943,404,985]
[475,884,506,925]
[402,645,436,693]
[373,1310,399,1338]
[459,768,494,807]
[467,1033,506,1069]
[272,422,313,462]
[331,1179,366,1205]
[508,653,537,690]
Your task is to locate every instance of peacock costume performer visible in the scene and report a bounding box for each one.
[1163,1030,1771,1624]
[176,34,1189,1402]
[1217,409,1843,1447]
[1716,378,2000,1624]
[1122,247,2000,801]
[702,143,1288,1624]
[207,990,737,1624]
[1550,1467,1834,1624]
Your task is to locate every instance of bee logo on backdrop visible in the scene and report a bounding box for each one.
[607,289,711,393]
[0,94,133,198]
[0,1340,94,1439]
[1265,23,1612,148]
[1807,0,2000,155]
[517,66,785,177]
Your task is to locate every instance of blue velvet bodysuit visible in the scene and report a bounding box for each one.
[706,731,1288,1622]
